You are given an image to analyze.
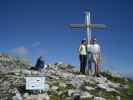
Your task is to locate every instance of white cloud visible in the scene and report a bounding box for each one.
[32,42,41,47]
[11,46,28,57]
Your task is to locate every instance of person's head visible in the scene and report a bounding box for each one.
[91,37,97,44]
[81,39,86,45]
[39,56,43,60]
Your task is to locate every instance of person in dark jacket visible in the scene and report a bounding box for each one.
[30,56,45,71]
[35,56,44,70]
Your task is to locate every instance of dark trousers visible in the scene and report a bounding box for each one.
[79,55,87,74]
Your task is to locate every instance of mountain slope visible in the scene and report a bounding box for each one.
[0,54,133,100]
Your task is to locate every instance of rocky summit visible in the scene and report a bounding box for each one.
[0,54,133,100]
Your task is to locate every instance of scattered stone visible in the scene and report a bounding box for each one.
[80,91,93,99]
[108,81,120,89]
[25,93,50,100]
[84,86,95,91]
[51,86,59,91]
[21,69,31,75]
[59,82,67,88]
[121,84,128,89]
[115,96,121,100]
[0,54,131,99]
[23,93,29,98]
[97,83,118,92]
[12,92,23,100]
[58,91,63,96]
[72,93,80,100]
[68,89,80,97]
[93,96,106,100]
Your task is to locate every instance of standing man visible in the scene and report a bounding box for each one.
[79,39,87,74]
[91,37,101,76]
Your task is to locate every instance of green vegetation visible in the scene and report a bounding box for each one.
[93,72,133,100]
[120,79,133,100]
[50,95,60,100]
[101,72,127,84]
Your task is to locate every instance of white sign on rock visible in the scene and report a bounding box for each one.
[26,77,49,91]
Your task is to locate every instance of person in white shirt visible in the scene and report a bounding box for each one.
[87,37,101,76]
[91,37,101,76]
[79,40,87,74]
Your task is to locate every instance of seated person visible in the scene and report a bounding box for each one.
[30,56,45,71]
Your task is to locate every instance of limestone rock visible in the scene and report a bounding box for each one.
[0,54,131,99]
[51,86,59,91]
[59,82,67,88]
[93,96,106,100]
[68,89,80,97]
[80,91,93,99]
[12,92,23,100]
[24,93,49,100]
[97,83,118,92]
[84,86,95,91]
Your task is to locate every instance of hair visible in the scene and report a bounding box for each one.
[81,40,86,44]
[92,37,96,41]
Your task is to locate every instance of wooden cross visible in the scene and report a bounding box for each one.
[69,11,107,44]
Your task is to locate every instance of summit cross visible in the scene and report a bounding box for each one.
[70,11,107,44]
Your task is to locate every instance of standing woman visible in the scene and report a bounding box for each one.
[79,40,87,74]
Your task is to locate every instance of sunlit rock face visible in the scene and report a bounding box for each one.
[0,54,132,100]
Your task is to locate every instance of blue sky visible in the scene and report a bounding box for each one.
[0,0,133,76]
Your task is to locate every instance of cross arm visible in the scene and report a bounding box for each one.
[69,24,85,29]
[89,24,107,29]
[69,24,107,29]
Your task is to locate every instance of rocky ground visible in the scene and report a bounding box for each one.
[0,54,133,100]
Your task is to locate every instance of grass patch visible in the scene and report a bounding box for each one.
[101,72,127,84]
[50,95,60,100]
